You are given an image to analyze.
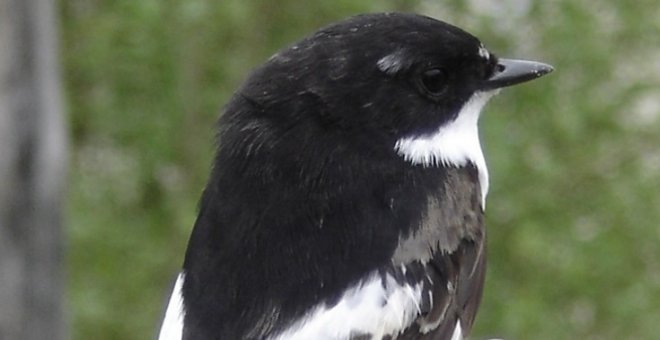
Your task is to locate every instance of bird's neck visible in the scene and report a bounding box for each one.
[393,91,497,208]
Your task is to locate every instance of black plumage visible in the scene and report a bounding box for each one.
[159,12,552,340]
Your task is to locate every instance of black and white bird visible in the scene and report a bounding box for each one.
[159,13,552,340]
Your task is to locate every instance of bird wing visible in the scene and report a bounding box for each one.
[395,231,486,340]
[274,167,486,340]
[394,166,486,340]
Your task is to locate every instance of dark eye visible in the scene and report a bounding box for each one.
[417,68,448,97]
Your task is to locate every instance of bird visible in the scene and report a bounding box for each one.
[158,12,552,340]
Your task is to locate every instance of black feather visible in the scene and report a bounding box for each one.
[179,12,495,340]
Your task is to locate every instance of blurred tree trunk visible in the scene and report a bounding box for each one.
[0,0,68,339]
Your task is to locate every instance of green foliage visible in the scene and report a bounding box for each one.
[61,0,660,339]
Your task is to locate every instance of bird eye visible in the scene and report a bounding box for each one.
[417,68,448,98]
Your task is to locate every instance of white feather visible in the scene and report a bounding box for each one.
[377,50,408,75]
[394,91,498,208]
[158,273,185,340]
[478,44,490,60]
[272,272,422,340]
[450,321,464,340]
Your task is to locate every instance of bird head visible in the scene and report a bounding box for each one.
[233,13,552,160]
[218,13,553,208]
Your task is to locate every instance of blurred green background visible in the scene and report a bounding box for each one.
[60,0,660,339]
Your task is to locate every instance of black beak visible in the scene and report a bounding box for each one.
[482,58,553,90]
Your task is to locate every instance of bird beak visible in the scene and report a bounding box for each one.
[482,58,553,90]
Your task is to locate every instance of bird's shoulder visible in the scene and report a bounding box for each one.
[273,165,486,340]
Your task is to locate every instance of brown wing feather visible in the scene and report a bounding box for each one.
[395,166,486,340]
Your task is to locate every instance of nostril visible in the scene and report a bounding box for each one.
[486,63,506,79]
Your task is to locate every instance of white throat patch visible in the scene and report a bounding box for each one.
[394,91,497,208]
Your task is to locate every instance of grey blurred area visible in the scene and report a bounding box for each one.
[0,0,67,339]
